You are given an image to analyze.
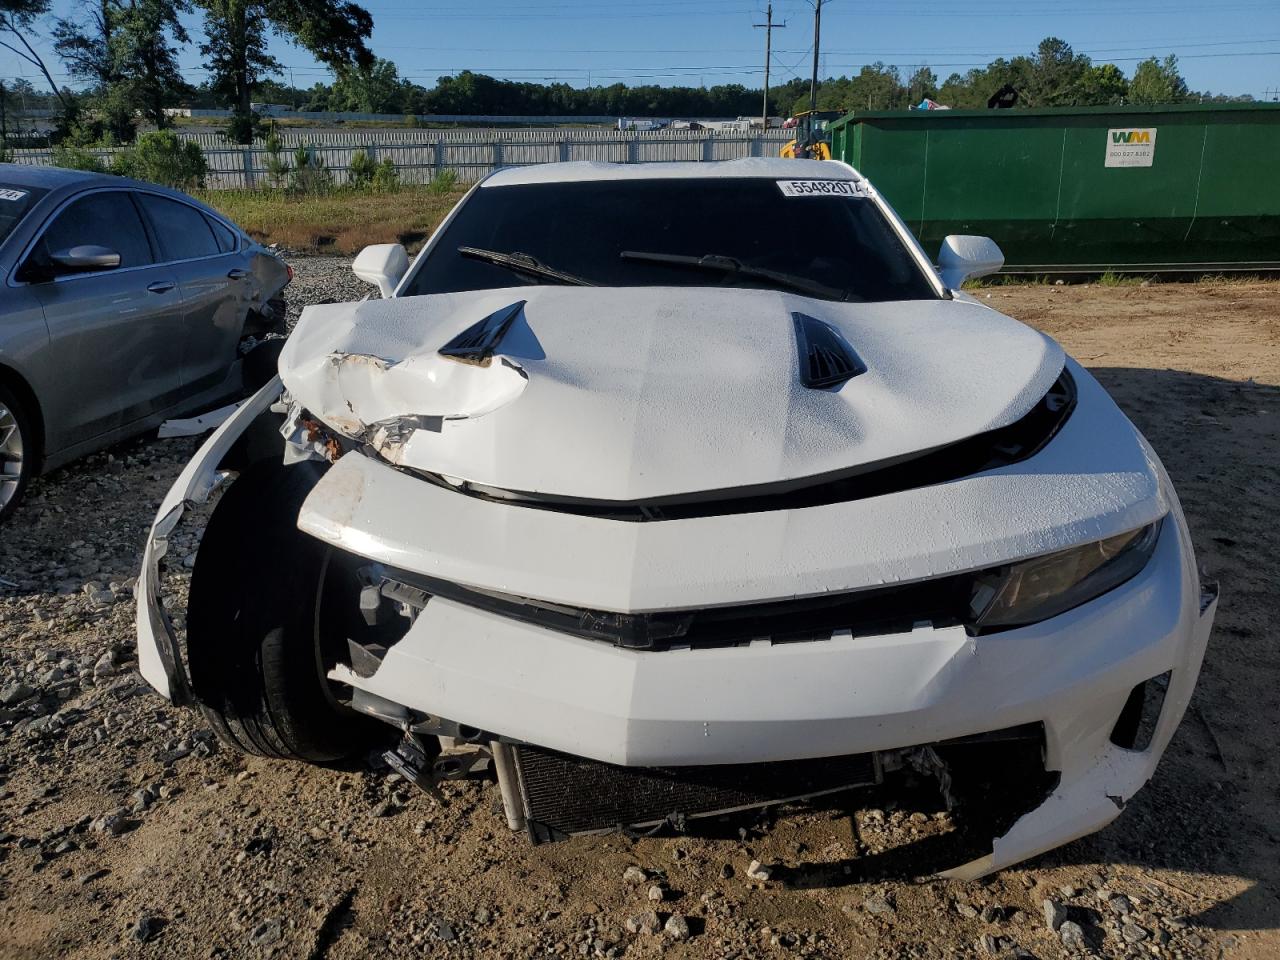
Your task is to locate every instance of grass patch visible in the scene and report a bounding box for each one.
[195,185,467,255]
[1097,270,1149,287]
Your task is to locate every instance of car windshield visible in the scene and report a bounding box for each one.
[401,177,939,303]
[0,184,47,248]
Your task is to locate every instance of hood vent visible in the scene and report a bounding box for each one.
[792,311,866,390]
[438,300,527,366]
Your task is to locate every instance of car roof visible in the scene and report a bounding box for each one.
[0,163,214,206]
[0,162,126,191]
[482,158,861,188]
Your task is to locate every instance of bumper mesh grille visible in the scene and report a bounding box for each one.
[514,746,880,841]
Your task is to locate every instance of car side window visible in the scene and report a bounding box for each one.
[204,214,239,254]
[136,194,221,262]
[33,191,153,269]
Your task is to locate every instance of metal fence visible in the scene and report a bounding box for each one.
[171,125,777,148]
[10,130,794,189]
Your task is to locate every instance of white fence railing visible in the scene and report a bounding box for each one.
[10,130,795,189]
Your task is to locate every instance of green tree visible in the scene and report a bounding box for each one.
[1077,63,1128,106]
[1129,55,1188,105]
[114,0,193,128]
[905,66,938,105]
[330,57,405,113]
[53,0,190,139]
[263,123,289,186]
[0,0,70,109]
[1021,37,1091,106]
[197,0,374,143]
[52,1,133,141]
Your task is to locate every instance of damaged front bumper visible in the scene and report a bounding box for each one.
[135,378,286,703]
[309,460,1216,872]
[136,375,1218,877]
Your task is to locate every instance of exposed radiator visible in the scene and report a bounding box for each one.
[513,745,881,842]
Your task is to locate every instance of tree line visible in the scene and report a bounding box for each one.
[281,41,1244,119]
[0,0,1254,150]
[1,0,373,144]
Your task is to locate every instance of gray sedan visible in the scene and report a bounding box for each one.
[0,164,290,520]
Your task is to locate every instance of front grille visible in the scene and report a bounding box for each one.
[379,564,974,651]
[513,746,881,841]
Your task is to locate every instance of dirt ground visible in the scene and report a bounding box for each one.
[1,270,1278,960]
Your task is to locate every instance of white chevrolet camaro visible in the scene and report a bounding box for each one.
[136,159,1217,878]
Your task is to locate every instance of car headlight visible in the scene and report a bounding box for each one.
[968,519,1163,632]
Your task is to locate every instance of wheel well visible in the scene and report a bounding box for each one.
[0,364,45,470]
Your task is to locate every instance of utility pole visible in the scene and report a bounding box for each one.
[754,4,785,129]
[809,0,824,116]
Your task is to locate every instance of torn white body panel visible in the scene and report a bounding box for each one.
[279,287,1062,501]
[157,402,243,438]
[136,379,284,700]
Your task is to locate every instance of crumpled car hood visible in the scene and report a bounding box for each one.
[278,285,1063,501]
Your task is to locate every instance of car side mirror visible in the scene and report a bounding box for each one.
[49,245,122,273]
[937,235,1004,290]
[352,243,409,298]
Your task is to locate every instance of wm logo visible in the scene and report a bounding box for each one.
[1111,130,1152,144]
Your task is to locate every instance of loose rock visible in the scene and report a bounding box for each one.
[624,910,661,935]
[745,859,772,881]
[250,919,282,948]
[1122,922,1149,943]
[1043,899,1068,932]
[663,913,691,941]
[1059,920,1086,950]
[864,893,895,916]
[132,913,163,943]
[1107,893,1132,916]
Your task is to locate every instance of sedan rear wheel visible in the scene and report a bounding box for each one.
[0,386,32,522]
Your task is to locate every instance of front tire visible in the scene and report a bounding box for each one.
[186,460,378,761]
[0,384,34,523]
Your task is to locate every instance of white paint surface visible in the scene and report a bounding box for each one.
[281,287,1062,502]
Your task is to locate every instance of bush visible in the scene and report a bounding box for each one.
[371,158,399,193]
[427,168,457,195]
[112,130,208,190]
[263,127,290,187]
[349,150,399,193]
[50,144,109,174]
[289,144,331,195]
[348,148,376,187]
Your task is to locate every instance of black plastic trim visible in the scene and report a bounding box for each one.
[438,299,526,366]
[792,311,867,389]
[368,508,1160,653]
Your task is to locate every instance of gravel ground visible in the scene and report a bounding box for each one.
[1,261,1277,960]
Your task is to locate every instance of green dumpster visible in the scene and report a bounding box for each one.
[828,102,1280,272]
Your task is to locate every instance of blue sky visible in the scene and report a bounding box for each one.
[4,0,1279,99]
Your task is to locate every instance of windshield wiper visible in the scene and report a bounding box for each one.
[459,246,595,286]
[620,250,846,301]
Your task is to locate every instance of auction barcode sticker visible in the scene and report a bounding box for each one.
[776,179,866,198]
[0,188,28,202]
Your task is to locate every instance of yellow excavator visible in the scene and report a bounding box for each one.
[780,110,842,160]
